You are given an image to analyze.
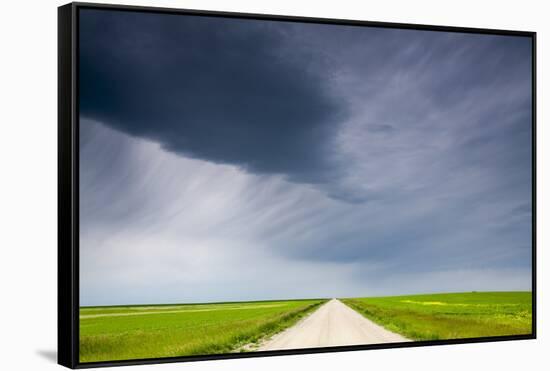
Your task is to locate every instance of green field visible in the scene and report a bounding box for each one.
[341,291,532,341]
[79,299,325,362]
[80,292,532,362]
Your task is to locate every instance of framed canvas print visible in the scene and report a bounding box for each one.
[58,2,536,368]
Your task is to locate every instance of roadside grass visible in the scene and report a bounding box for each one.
[80,299,326,362]
[341,292,532,341]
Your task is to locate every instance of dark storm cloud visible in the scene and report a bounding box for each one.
[79,9,532,204]
[79,9,346,185]
[79,10,533,304]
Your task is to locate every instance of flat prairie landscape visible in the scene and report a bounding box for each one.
[77,10,534,366]
[80,299,325,362]
[341,292,532,340]
[80,292,531,362]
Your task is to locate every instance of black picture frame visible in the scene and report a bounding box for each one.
[58,2,537,369]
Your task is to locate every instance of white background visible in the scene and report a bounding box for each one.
[0,0,546,370]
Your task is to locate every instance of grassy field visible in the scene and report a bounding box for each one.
[80,299,325,362]
[341,291,532,341]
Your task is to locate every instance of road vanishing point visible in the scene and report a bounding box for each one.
[258,299,409,351]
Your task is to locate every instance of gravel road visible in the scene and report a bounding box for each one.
[258,299,409,350]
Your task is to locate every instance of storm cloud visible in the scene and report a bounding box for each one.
[79,9,533,305]
[80,9,346,186]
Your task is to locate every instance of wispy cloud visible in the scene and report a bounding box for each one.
[79,10,532,305]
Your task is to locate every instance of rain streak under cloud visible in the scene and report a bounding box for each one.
[79,9,532,306]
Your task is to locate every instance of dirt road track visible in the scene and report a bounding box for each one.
[258,299,409,351]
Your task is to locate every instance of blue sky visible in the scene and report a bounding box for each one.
[79,9,532,306]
